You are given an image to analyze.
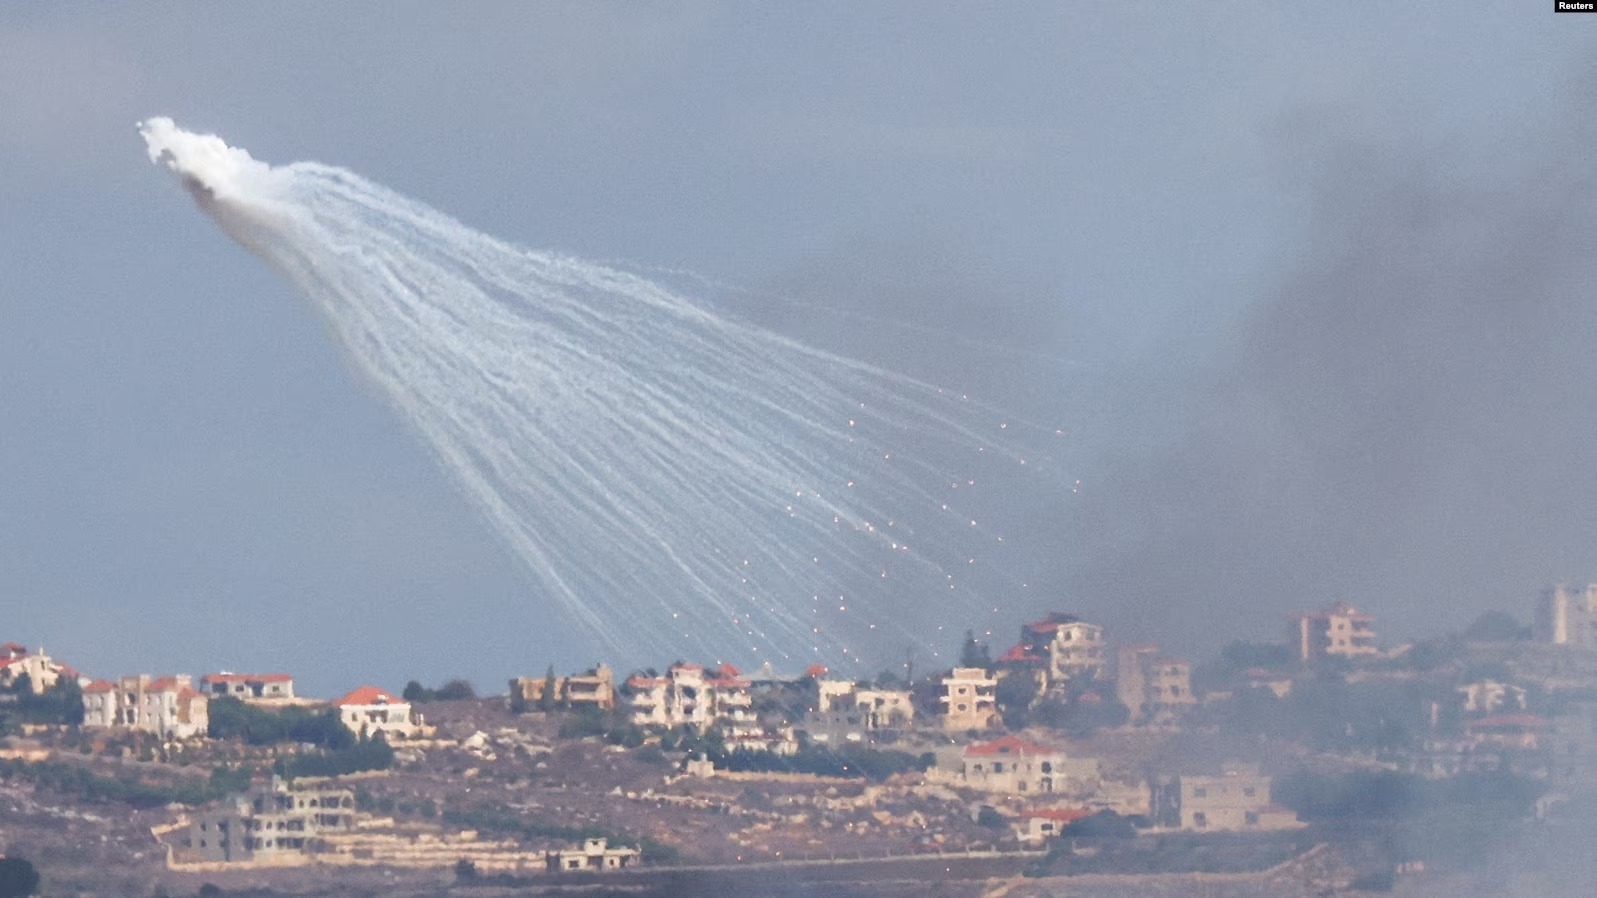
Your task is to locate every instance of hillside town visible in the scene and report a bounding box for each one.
[5,585,1597,896]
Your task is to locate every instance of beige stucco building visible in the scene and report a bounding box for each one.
[81,674,209,740]
[181,776,356,863]
[1537,583,1597,649]
[626,663,758,741]
[0,643,79,694]
[1291,601,1379,662]
[1115,644,1195,723]
[940,667,1000,731]
[510,664,616,711]
[1175,764,1300,831]
[960,735,1099,795]
[201,673,297,704]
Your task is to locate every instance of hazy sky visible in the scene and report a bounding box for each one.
[2,4,1593,696]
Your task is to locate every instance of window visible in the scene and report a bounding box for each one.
[1245,811,1260,825]
[993,762,1004,773]
[1192,787,1206,798]
[1243,787,1256,797]
[1192,812,1207,828]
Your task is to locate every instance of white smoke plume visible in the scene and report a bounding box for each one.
[139,117,1066,667]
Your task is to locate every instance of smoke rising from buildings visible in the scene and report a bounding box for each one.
[1069,104,1597,646]
[139,117,1065,669]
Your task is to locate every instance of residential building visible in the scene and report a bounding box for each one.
[960,735,1099,795]
[1458,679,1527,715]
[81,674,209,740]
[815,678,857,713]
[1174,764,1299,832]
[200,673,297,704]
[332,685,423,740]
[812,679,912,724]
[180,776,355,863]
[940,667,1000,731]
[625,663,758,739]
[1537,583,1597,649]
[1115,645,1195,723]
[804,685,913,744]
[999,614,1107,690]
[709,665,761,747]
[0,643,78,694]
[995,641,1049,694]
[1290,601,1379,663]
[509,664,616,711]
[1010,808,1092,846]
[545,837,641,872]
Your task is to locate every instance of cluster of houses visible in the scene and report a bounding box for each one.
[18,582,1597,868]
[2,642,425,744]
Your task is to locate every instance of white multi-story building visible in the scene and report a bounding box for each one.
[998,614,1107,690]
[1290,601,1379,662]
[1537,583,1597,649]
[0,643,80,694]
[626,663,758,740]
[332,685,423,740]
[960,735,1098,795]
[81,674,210,740]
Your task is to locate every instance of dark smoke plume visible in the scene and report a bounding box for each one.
[1069,102,1597,649]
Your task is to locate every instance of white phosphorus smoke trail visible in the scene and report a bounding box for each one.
[140,117,1065,667]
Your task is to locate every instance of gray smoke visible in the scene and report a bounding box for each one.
[1068,99,1597,649]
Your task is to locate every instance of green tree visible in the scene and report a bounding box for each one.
[1219,641,1294,672]
[960,630,993,669]
[0,856,40,898]
[1464,611,1529,643]
[539,665,557,713]
[433,679,476,701]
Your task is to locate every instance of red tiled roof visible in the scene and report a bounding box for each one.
[334,685,403,707]
[717,662,741,677]
[707,677,751,688]
[176,686,205,702]
[805,663,829,678]
[148,676,183,692]
[998,644,1045,664]
[83,679,115,694]
[202,673,293,684]
[965,734,1057,756]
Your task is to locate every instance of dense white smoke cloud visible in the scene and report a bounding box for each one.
[140,118,1065,667]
